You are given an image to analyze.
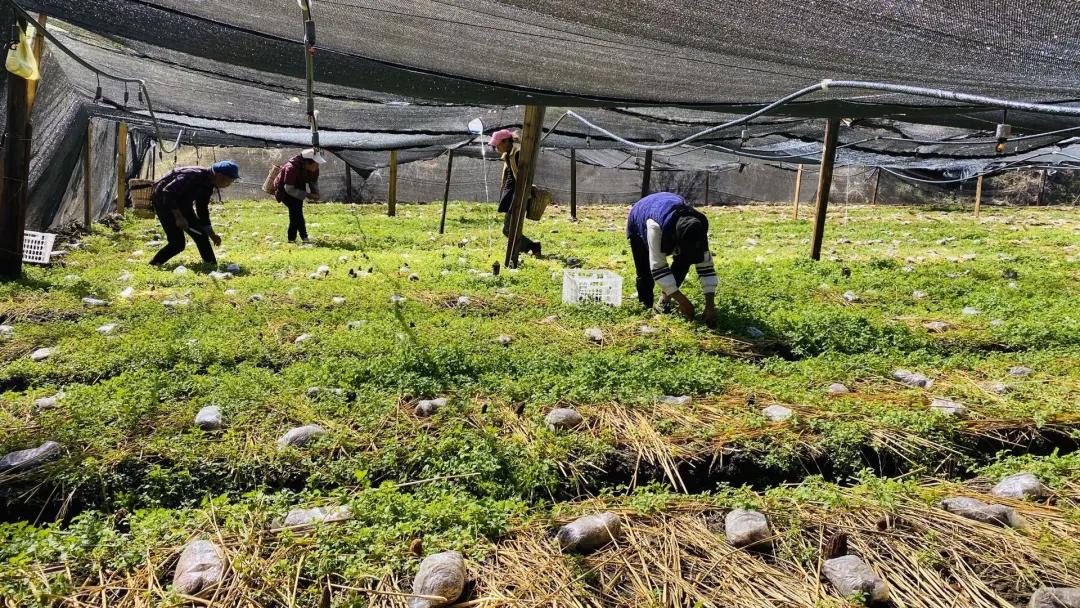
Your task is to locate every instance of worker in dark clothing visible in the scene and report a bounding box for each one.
[491,129,541,261]
[149,160,239,267]
[627,192,718,323]
[275,148,324,244]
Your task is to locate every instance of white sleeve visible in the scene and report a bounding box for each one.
[284,185,306,199]
[646,219,678,295]
[695,250,717,295]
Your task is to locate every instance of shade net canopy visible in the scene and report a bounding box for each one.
[19,0,1080,119]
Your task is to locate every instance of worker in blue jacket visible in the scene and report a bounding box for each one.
[627,192,717,323]
[149,160,238,267]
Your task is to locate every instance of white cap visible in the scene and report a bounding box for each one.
[302,148,327,164]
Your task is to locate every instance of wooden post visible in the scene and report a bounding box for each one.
[640,150,653,199]
[569,148,577,220]
[870,167,881,206]
[439,149,454,234]
[387,150,398,216]
[116,122,128,213]
[504,105,546,268]
[83,123,93,227]
[26,14,47,111]
[792,164,804,219]
[0,15,32,279]
[974,174,984,218]
[704,171,710,206]
[810,118,841,261]
[1036,169,1048,206]
[344,164,353,203]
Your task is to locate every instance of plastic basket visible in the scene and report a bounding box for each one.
[23,231,55,265]
[562,269,623,306]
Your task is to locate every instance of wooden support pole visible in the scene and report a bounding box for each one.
[640,150,653,199]
[26,14,47,111]
[810,118,841,261]
[0,15,32,279]
[704,171,710,206]
[1036,169,1048,206]
[439,149,454,234]
[870,167,881,206]
[344,164,353,203]
[792,164,804,219]
[116,122,128,213]
[569,148,577,220]
[83,123,93,228]
[504,105,546,268]
[974,174,984,218]
[387,150,398,216]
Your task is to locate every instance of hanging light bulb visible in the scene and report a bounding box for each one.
[739,129,750,148]
[995,123,1012,154]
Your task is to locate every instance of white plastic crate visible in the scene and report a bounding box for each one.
[562,269,623,306]
[23,231,56,265]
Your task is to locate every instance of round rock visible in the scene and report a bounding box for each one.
[410,551,465,608]
[545,407,584,431]
[194,406,223,431]
[556,512,622,554]
[277,424,327,449]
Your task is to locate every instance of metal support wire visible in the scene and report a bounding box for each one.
[548,81,1080,153]
[1,0,181,155]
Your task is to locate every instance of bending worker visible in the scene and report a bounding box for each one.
[491,129,541,261]
[149,160,239,267]
[627,192,717,323]
[274,148,325,244]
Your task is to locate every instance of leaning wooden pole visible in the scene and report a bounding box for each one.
[0,15,33,279]
[344,164,353,203]
[438,149,455,234]
[83,123,93,227]
[1036,169,1048,206]
[974,174,984,218]
[116,122,128,213]
[388,150,398,216]
[569,148,578,220]
[704,171,710,206]
[810,118,841,261]
[504,105,546,268]
[792,164,804,219]
[640,150,653,199]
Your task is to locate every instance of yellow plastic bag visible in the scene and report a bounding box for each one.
[5,25,40,81]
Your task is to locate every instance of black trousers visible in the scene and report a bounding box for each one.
[502,210,535,252]
[281,197,308,241]
[628,234,690,309]
[149,201,216,266]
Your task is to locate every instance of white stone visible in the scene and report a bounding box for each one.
[763,405,793,422]
[194,406,222,431]
[316,265,330,276]
[277,424,327,448]
[992,472,1047,500]
[983,382,1009,395]
[1030,587,1080,608]
[1008,366,1034,377]
[163,297,190,307]
[893,369,933,388]
[912,290,927,299]
[638,325,658,336]
[82,297,108,307]
[456,296,472,306]
[410,551,465,608]
[415,398,448,417]
[941,497,1024,528]
[119,287,135,299]
[661,395,692,406]
[545,408,584,431]
[208,271,232,281]
[294,334,312,344]
[391,295,406,304]
[173,265,188,275]
[585,328,604,343]
[30,347,52,362]
[96,323,117,335]
[990,319,1005,327]
[823,555,890,602]
[725,509,771,548]
[930,397,968,416]
[331,296,346,305]
[118,272,133,282]
[34,391,64,409]
[282,505,351,527]
[347,320,366,330]
[842,291,859,303]
[224,289,238,296]
[173,540,224,596]
[827,383,850,395]
[923,321,949,333]
[225,263,241,273]
[557,512,622,554]
[0,324,13,338]
[496,334,513,346]
[962,306,982,316]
